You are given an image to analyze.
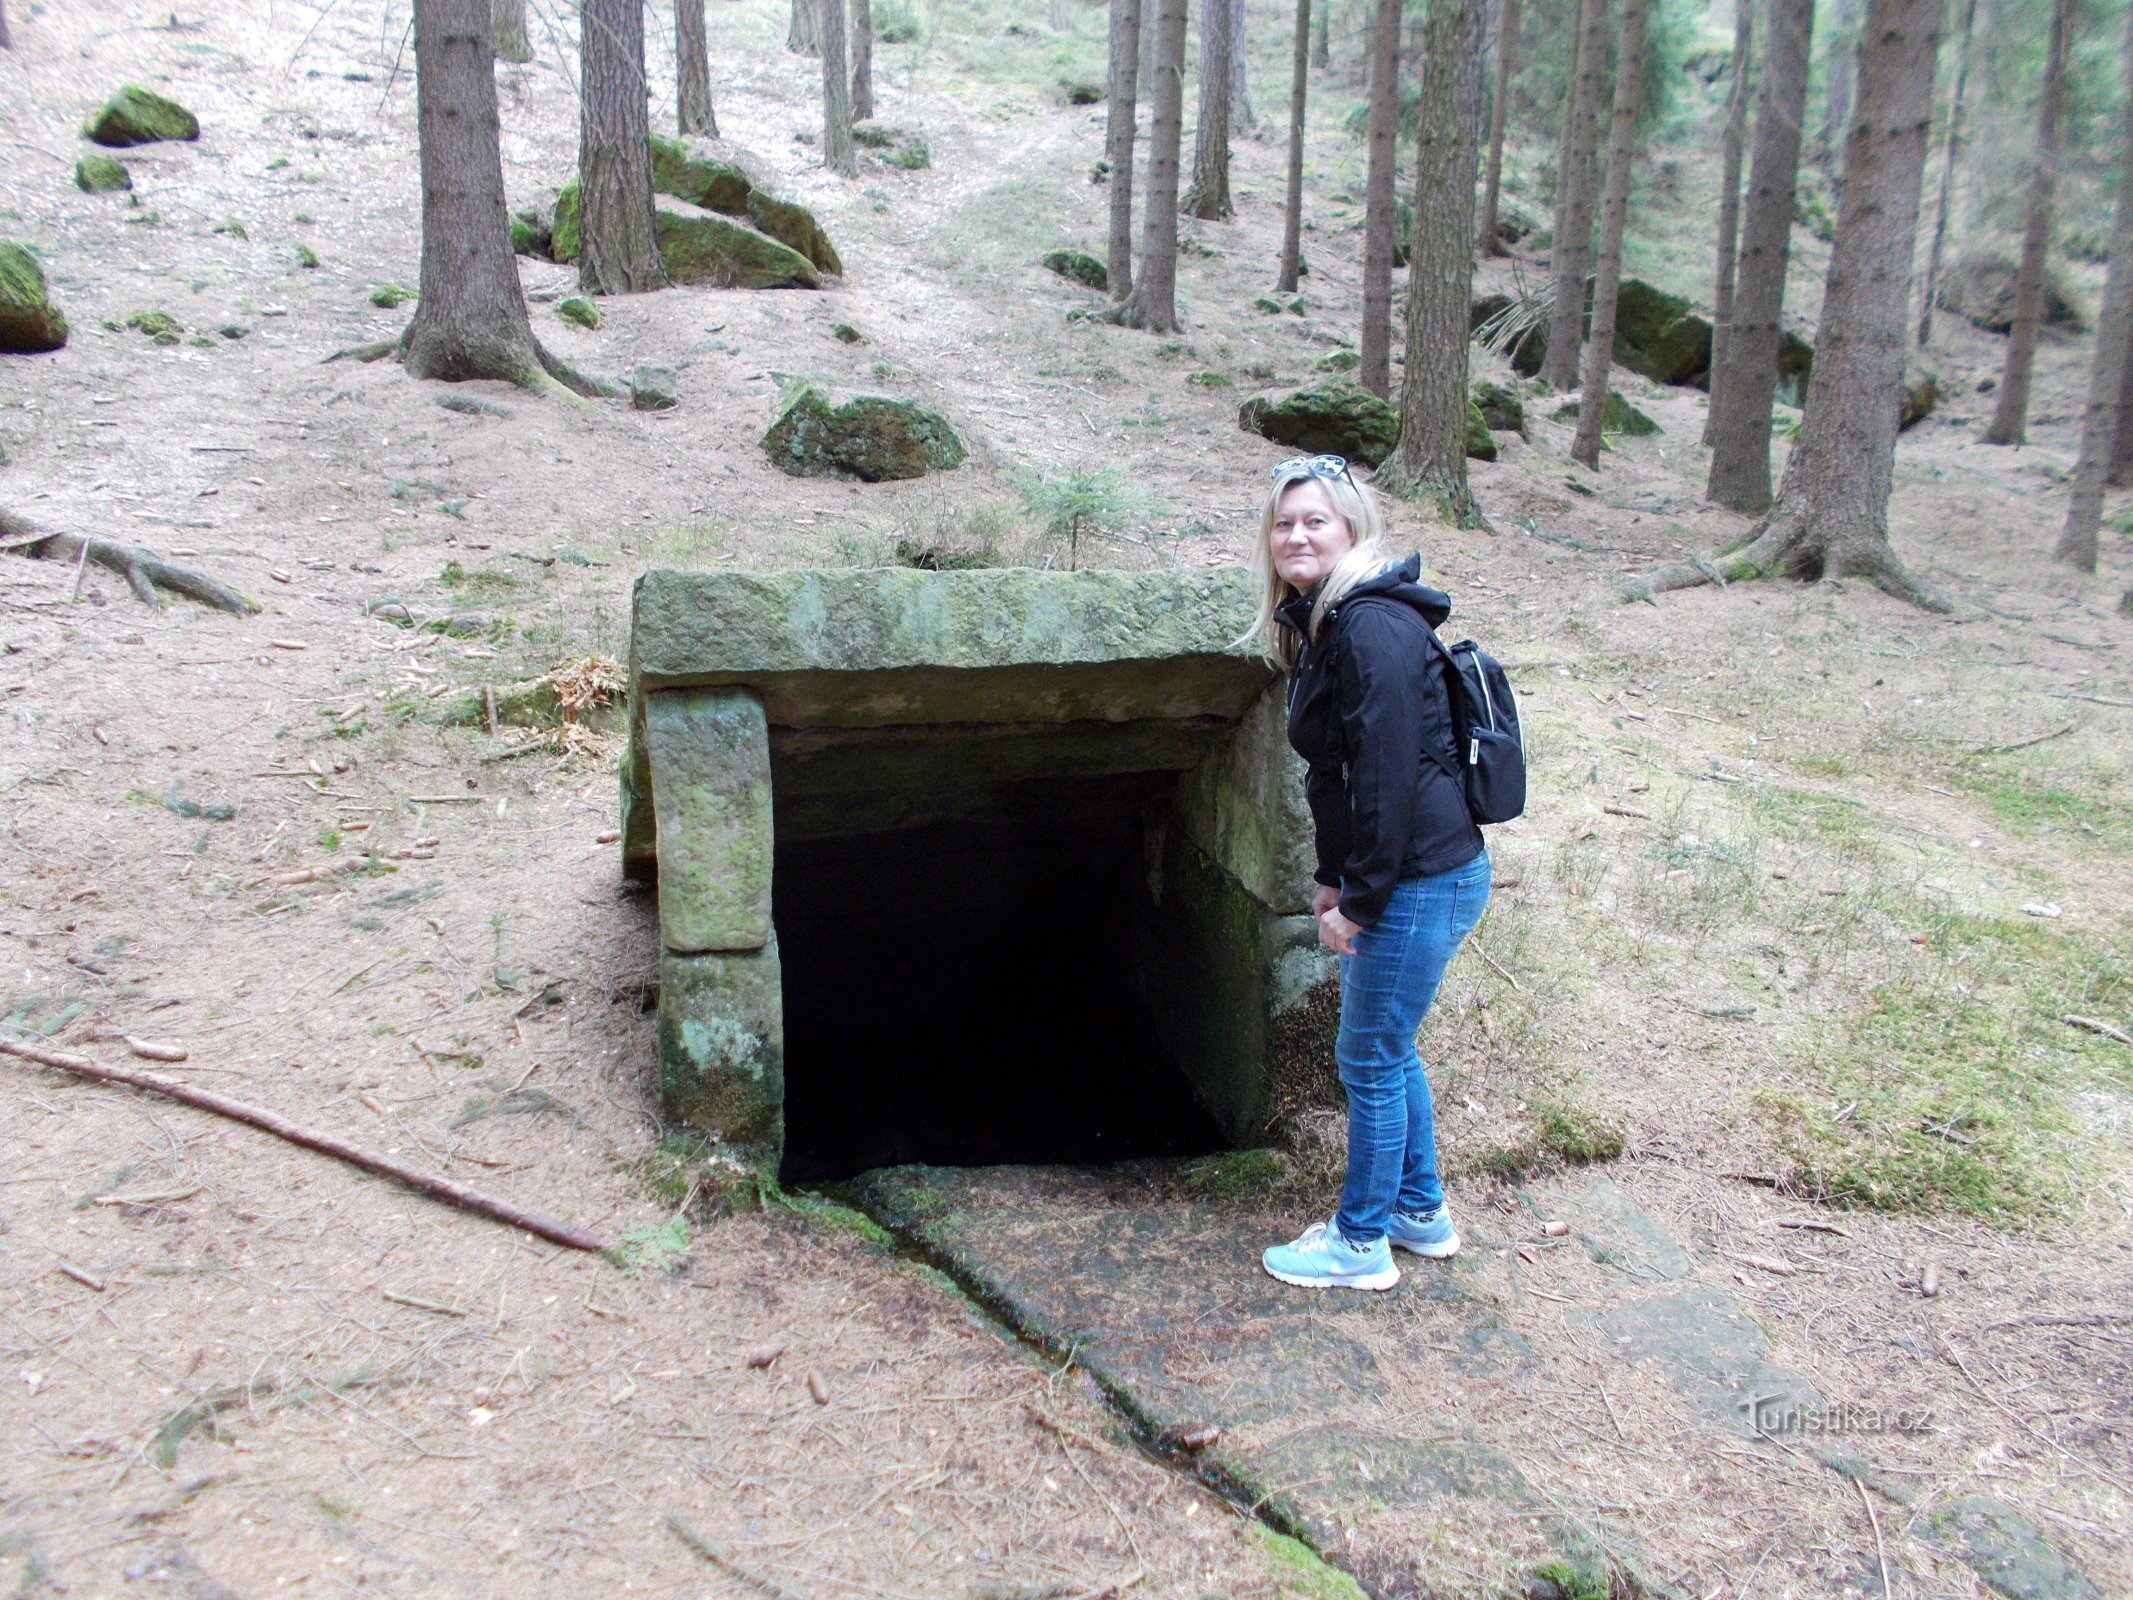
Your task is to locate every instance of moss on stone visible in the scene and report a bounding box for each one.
[557,295,600,330]
[1042,249,1107,290]
[1472,377,1526,437]
[1465,399,1497,462]
[830,321,865,344]
[762,384,965,481]
[648,133,754,215]
[742,192,841,275]
[126,307,182,345]
[551,181,581,263]
[1238,380,1398,468]
[369,283,416,308]
[83,85,200,147]
[294,242,320,269]
[1314,348,1359,374]
[657,203,820,289]
[74,154,132,194]
[0,242,68,354]
[1550,390,1659,437]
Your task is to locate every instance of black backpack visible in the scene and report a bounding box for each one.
[1423,633,1527,825]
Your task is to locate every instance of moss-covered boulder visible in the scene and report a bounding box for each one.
[75,154,132,194]
[649,134,754,215]
[550,182,582,262]
[1465,402,1497,462]
[557,295,600,330]
[1472,378,1526,438]
[1042,249,1107,290]
[1551,390,1659,437]
[1391,197,1413,269]
[1315,348,1360,374]
[511,198,556,261]
[1776,330,1814,406]
[83,85,200,147]
[1613,279,1712,385]
[658,202,820,288]
[853,122,930,169]
[1238,381,1399,469]
[743,192,841,276]
[763,385,965,481]
[0,243,68,354]
[1939,253,2086,333]
[1900,365,1938,431]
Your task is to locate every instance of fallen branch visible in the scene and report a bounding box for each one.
[665,1510,811,1600]
[0,1037,600,1251]
[1,510,259,616]
[1970,721,2076,755]
[2062,1014,2132,1046]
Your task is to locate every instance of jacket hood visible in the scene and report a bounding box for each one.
[1277,552,1451,635]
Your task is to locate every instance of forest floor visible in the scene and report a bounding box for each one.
[1,0,2129,1596]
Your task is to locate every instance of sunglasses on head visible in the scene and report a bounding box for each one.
[1269,454,1355,485]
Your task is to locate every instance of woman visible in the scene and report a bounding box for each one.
[1247,454,1490,1292]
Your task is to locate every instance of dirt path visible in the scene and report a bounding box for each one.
[2,0,2129,1596]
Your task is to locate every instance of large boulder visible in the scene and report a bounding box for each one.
[743,193,841,276]
[1900,365,1938,430]
[658,202,820,288]
[1465,402,1497,462]
[1238,381,1399,468]
[1613,280,1712,385]
[763,385,965,481]
[82,85,199,147]
[1551,390,1660,437]
[0,243,68,354]
[1938,253,2086,333]
[649,134,755,215]
[1472,378,1526,438]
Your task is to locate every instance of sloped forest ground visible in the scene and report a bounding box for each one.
[0,0,2129,1595]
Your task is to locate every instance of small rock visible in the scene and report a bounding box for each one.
[557,295,600,330]
[1238,380,1398,467]
[83,85,200,147]
[213,218,248,240]
[763,384,965,481]
[1551,390,1660,437]
[437,394,514,419]
[1900,364,1938,430]
[74,155,133,194]
[126,307,182,345]
[1062,80,1104,105]
[0,241,69,354]
[1041,249,1107,290]
[852,121,929,169]
[631,364,678,411]
[370,283,416,308]
[830,321,865,344]
[218,323,249,340]
[1315,349,1360,374]
[295,242,320,269]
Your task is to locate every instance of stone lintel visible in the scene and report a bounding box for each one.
[645,687,773,954]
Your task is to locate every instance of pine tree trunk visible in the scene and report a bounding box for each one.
[1820,0,1856,171]
[1382,0,1488,524]
[822,0,855,173]
[492,0,534,64]
[677,0,718,135]
[1538,0,1610,391]
[1986,0,2077,444]
[851,0,874,120]
[1702,0,1754,446]
[2110,333,2133,482]
[1277,0,1311,290]
[1917,0,1976,346]
[1312,0,1329,67]
[1704,0,1812,512]
[1229,0,1257,128]
[1358,0,1403,395]
[1107,0,1145,299]
[1183,0,1235,216]
[1475,0,1520,254]
[1141,0,1160,96]
[1570,0,1649,470]
[1643,0,1945,607]
[403,0,582,393]
[579,0,667,295]
[1107,0,1188,330]
[789,0,821,55]
[2058,7,2133,570]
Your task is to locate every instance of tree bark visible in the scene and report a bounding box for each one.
[404,0,591,394]
[1570,0,1649,470]
[1820,0,1856,171]
[1539,0,1610,391]
[1313,0,1330,67]
[2058,7,2133,570]
[1107,0,1145,299]
[1475,0,1520,254]
[1382,0,1489,525]
[1106,0,1188,330]
[1702,0,1754,446]
[492,0,534,63]
[1985,0,2077,444]
[2111,332,2133,482]
[822,0,855,174]
[1704,0,1812,512]
[851,0,874,120]
[1638,0,1945,608]
[1358,0,1403,394]
[1229,0,1257,128]
[676,0,718,134]
[1277,0,1312,291]
[789,0,821,55]
[1916,0,1976,346]
[579,0,666,295]
[1183,0,1236,217]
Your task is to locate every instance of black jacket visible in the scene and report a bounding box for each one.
[1279,554,1483,927]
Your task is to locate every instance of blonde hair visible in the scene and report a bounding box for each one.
[1241,465,1388,669]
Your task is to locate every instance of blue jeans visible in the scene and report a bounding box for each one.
[1334,851,1491,1245]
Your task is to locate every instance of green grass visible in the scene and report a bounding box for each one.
[1948,756,2133,847]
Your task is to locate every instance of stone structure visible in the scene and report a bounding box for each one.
[622,566,1333,1175]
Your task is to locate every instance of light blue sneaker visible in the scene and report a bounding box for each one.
[1261,1220,1400,1291]
[1386,1204,1461,1259]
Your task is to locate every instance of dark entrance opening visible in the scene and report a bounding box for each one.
[775,797,1228,1186]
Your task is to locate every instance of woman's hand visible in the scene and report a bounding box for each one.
[1317,905,1360,955]
[1311,883,1340,921]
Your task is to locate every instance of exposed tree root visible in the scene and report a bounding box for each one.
[325,337,404,364]
[1,511,259,615]
[1373,459,1488,532]
[1617,511,1950,613]
[325,326,609,401]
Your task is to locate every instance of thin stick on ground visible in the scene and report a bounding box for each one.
[665,1510,813,1600]
[3,511,259,615]
[0,1037,602,1252]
